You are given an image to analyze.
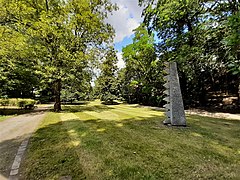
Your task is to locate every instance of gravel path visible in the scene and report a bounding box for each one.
[185,109,240,120]
[0,109,47,180]
[133,105,240,120]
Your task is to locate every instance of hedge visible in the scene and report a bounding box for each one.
[0,98,36,108]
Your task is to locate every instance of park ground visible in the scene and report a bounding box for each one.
[1,100,240,179]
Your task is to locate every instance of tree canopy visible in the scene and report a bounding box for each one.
[137,0,240,107]
[0,0,117,111]
[0,0,239,110]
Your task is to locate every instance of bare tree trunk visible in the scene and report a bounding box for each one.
[45,0,49,11]
[54,79,62,112]
[238,81,240,107]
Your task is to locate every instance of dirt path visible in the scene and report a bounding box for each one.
[134,105,240,120]
[0,109,47,180]
[185,109,240,120]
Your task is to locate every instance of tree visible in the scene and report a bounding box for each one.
[122,24,163,106]
[139,0,240,107]
[95,47,118,104]
[0,24,39,98]
[0,0,117,111]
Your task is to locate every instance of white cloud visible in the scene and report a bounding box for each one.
[116,52,125,69]
[107,0,144,43]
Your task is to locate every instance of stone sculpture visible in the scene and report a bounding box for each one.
[163,62,186,126]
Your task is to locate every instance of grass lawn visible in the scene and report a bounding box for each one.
[0,115,12,122]
[0,108,33,116]
[21,101,240,179]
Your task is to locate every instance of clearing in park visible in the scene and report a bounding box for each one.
[18,101,240,179]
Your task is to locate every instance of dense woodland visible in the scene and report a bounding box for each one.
[0,0,239,111]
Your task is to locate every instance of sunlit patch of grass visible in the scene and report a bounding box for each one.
[21,112,86,179]
[21,101,240,179]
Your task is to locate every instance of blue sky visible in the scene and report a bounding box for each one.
[107,0,144,69]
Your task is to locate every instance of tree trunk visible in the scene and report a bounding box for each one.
[54,79,62,112]
[45,0,49,11]
[238,81,240,107]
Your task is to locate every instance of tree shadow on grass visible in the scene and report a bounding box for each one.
[0,107,50,116]
[101,101,121,105]
[186,114,240,142]
[0,109,34,116]
[62,104,114,113]
[62,101,90,106]
[19,113,240,179]
[19,118,86,180]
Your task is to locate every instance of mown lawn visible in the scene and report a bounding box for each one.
[21,101,240,179]
[0,115,12,122]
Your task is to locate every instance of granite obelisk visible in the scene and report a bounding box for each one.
[163,62,186,126]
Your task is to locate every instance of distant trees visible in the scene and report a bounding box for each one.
[94,47,119,104]
[121,25,164,106]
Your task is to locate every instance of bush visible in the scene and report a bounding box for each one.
[17,99,36,109]
[0,99,9,107]
[100,93,118,105]
[0,98,36,109]
[17,100,27,109]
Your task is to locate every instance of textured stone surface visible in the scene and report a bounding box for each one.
[163,61,186,126]
[163,96,170,102]
[9,136,31,179]
[169,62,186,126]
[163,104,170,109]
[9,169,18,176]
[60,176,72,180]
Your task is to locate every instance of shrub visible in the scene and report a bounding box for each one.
[100,93,118,105]
[0,99,9,108]
[0,98,36,109]
[17,99,36,109]
[17,100,27,109]
[8,99,17,106]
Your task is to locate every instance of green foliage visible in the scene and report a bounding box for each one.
[0,99,9,107]
[17,99,36,109]
[0,0,117,111]
[100,92,118,104]
[224,11,240,75]
[139,0,240,107]
[0,24,39,98]
[95,47,119,104]
[121,24,164,106]
[0,98,36,108]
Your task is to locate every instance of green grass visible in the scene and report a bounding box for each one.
[0,108,33,116]
[21,101,240,179]
[0,115,12,122]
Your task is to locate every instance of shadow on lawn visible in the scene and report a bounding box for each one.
[62,104,114,113]
[0,107,50,116]
[0,108,34,116]
[20,113,240,179]
[62,101,90,106]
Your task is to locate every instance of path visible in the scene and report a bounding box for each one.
[185,109,240,120]
[0,108,47,180]
[133,105,240,120]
